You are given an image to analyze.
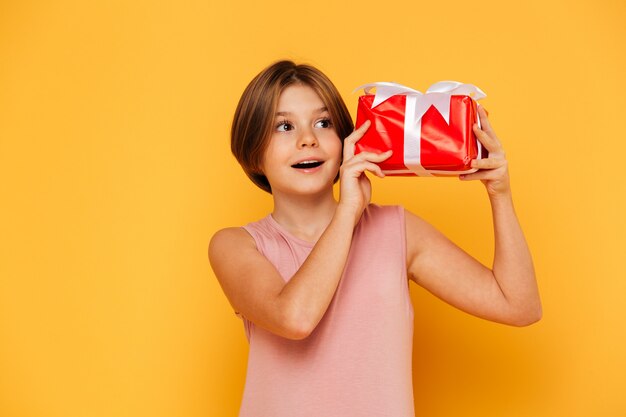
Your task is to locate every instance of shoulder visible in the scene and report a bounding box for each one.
[403,208,435,233]
[209,215,273,253]
[363,204,432,233]
[355,204,407,242]
[404,208,439,245]
[363,203,405,220]
[360,204,407,233]
[211,226,253,244]
[209,227,256,261]
[404,208,448,270]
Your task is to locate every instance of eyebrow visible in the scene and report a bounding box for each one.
[275,106,328,117]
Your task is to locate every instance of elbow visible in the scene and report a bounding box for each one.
[286,326,313,340]
[281,308,315,340]
[508,304,543,327]
[283,319,314,340]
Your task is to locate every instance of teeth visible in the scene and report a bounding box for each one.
[292,160,323,169]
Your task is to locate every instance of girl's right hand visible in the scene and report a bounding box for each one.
[337,120,392,224]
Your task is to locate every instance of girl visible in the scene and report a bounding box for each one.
[209,60,542,417]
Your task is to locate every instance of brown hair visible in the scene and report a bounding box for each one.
[230,60,354,193]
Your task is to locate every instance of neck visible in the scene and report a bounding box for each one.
[271,189,338,243]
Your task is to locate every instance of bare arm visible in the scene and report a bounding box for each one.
[406,106,542,326]
[210,120,392,339]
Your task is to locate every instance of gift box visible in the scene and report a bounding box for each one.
[354,81,487,176]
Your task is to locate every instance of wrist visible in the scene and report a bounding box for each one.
[488,190,514,210]
[485,178,513,201]
[335,202,364,227]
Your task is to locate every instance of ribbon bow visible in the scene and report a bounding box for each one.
[353,81,486,125]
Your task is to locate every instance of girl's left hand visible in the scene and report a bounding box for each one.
[460,106,511,197]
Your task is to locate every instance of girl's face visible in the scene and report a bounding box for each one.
[261,84,342,197]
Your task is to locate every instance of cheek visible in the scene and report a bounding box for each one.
[333,140,343,162]
[261,139,284,168]
[260,145,294,183]
[322,133,343,156]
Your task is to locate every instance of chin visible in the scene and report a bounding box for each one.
[296,184,333,196]
[289,178,335,196]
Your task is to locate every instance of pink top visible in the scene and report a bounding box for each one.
[238,204,415,417]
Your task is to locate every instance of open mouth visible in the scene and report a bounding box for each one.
[291,160,324,169]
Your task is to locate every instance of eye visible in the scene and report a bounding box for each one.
[276,120,294,132]
[315,118,333,129]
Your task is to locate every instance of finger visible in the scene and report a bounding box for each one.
[365,162,385,178]
[346,160,386,179]
[349,149,393,164]
[477,105,495,136]
[459,169,505,182]
[343,120,371,160]
[459,170,490,181]
[473,123,503,153]
[470,158,507,170]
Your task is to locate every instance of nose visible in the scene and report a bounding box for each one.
[297,127,318,148]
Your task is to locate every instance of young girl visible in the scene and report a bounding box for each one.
[209,60,542,417]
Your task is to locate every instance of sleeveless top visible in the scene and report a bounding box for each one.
[238,204,415,417]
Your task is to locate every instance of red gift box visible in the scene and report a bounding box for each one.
[354,82,486,176]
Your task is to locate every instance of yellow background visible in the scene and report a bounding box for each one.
[1,0,624,416]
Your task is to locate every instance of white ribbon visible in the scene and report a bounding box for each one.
[354,81,486,176]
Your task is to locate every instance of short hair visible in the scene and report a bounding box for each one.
[230,60,354,193]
